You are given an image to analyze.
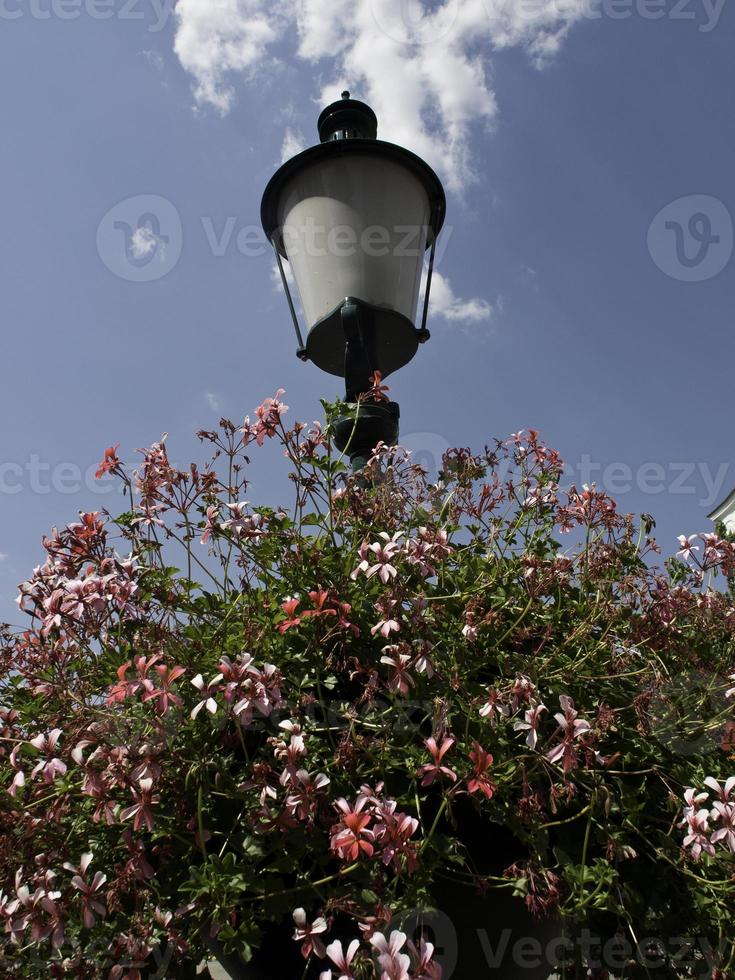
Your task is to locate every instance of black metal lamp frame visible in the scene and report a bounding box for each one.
[262,92,446,472]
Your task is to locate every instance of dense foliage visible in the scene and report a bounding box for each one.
[1,386,734,979]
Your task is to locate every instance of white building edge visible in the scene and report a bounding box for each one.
[708,489,735,534]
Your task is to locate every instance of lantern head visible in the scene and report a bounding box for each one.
[261,92,446,387]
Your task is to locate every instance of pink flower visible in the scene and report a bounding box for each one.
[680,806,715,862]
[351,533,403,584]
[200,505,219,544]
[322,938,360,979]
[120,777,160,832]
[371,600,401,638]
[63,853,107,929]
[278,596,302,633]
[408,936,442,979]
[140,664,186,716]
[330,798,375,861]
[285,770,331,822]
[380,648,414,695]
[292,907,328,959]
[704,776,735,803]
[479,688,510,725]
[95,443,121,480]
[29,729,67,784]
[513,703,547,750]
[190,672,223,719]
[370,931,411,980]
[467,743,496,799]
[676,535,699,562]
[545,696,591,773]
[253,389,288,445]
[419,737,457,787]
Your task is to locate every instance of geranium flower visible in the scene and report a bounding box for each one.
[63,853,107,928]
[141,664,186,716]
[29,729,67,784]
[190,672,223,719]
[351,532,403,584]
[330,798,375,861]
[321,938,360,979]
[95,444,121,480]
[545,696,591,773]
[380,648,414,695]
[704,777,735,803]
[419,737,457,787]
[120,777,160,832]
[680,806,715,862]
[278,596,302,633]
[370,931,411,980]
[467,743,496,799]
[676,535,699,562]
[292,906,328,959]
[513,703,547,750]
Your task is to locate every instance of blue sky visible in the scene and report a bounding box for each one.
[1,0,734,623]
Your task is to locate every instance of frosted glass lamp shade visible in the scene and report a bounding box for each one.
[262,138,445,378]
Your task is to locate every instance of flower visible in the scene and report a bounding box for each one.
[351,533,403,584]
[190,672,223,719]
[676,535,699,562]
[513,703,547,750]
[278,595,302,633]
[330,798,375,861]
[467,742,496,799]
[370,931,411,980]
[680,805,715,862]
[322,938,360,979]
[29,729,67,784]
[95,444,121,480]
[380,648,414,695]
[63,853,107,929]
[419,737,457,787]
[704,777,735,802]
[292,907,328,959]
[120,778,160,832]
[140,664,186,716]
[545,696,591,773]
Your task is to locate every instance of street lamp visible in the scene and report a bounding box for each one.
[261,91,446,470]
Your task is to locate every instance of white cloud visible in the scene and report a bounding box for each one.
[280,127,306,163]
[421,268,492,325]
[174,0,591,190]
[129,226,162,261]
[205,392,222,412]
[270,258,295,293]
[173,0,586,325]
[0,553,7,562]
[173,0,282,115]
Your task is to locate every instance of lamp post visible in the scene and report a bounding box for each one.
[261,91,446,471]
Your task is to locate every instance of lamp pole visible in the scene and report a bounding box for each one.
[261,92,446,471]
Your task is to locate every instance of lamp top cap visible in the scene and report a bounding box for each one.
[318,91,378,142]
